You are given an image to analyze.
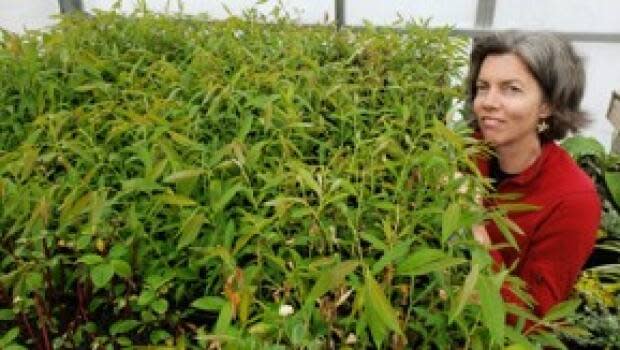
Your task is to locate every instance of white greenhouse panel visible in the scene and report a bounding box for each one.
[83,0,335,24]
[345,0,478,28]
[574,43,620,148]
[0,0,59,33]
[494,0,620,33]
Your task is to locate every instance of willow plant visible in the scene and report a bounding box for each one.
[0,7,579,350]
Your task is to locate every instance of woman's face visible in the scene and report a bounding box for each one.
[473,53,550,150]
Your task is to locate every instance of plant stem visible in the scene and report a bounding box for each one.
[19,312,40,350]
[34,293,52,350]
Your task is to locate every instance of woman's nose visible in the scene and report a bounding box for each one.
[478,88,500,109]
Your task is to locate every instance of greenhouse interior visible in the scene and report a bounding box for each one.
[0,1,619,349]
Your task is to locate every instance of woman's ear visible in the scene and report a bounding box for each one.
[538,102,552,119]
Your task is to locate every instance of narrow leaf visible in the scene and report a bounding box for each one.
[304,260,358,309]
[442,202,460,244]
[78,254,103,265]
[214,301,233,334]
[177,212,206,250]
[0,327,19,347]
[477,275,505,346]
[24,272,43,292]
[449,263,480,323]
[191,296,226,311]
[397,248,466,276]
[364,269,402,347]
[371,239,411,274]
[605,171,620,207]
[211,182,243,213]
[156,194,197,206]
[0,309,15,321]
[109,320,140,335]
[163,169,204,183]
[542,298,581,322]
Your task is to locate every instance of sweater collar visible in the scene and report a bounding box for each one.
[500,141,555,186]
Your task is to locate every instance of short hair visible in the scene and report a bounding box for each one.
[466,30,589,142]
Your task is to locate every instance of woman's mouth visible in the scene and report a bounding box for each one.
[480,117,504,129]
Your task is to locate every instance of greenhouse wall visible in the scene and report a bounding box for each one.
[0,0,58,33]
[1,0,619,148]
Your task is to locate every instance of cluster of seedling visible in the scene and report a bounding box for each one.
[0,7,579,349]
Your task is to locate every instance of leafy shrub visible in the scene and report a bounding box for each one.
[0,8,574,349]
[561,136,620,349]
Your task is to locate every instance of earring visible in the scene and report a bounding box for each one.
[537,120,549,133]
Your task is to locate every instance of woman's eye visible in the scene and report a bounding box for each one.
[507,85,521,93]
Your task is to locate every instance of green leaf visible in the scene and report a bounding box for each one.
[371,239,411,274]
[214,301,233,334]
[0,309,15,321]
[504,327,536,350]
[78,254,104,265]
[156,194,197,206]
[146,272,176,291]
[138,290,156,306]
[561,135,605,159]
[442,202,460,244]
[76,235,92,250]
[91,263,115,289]
[360,232,388,251]
[24,272,43,292]
[108,244,129,259]
[504,343,533,350]
[293,163,322,198]
[151,298,169,315]
[177,211,206,250]
[449,263,479,323]
[477,275,504,346]
[5,345,28,350]
[0,327,20,347]
[363,269,402,347]
[163,169,204,183]
[396,248,466,276]
[109,319,140,335]
[490,212,520,249]
[121,178,163,193]
[530,332,568,350]
[605,171,620,207]
[149,329,172,345]
[116,336,132,346]
[191,296,226,311]
[304,260,359,309]
[238,114,252,140]
[212,183,243,213]
[542,298,581,322]
[111,259,132,278]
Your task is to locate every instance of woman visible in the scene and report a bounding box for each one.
[467,31,601,322]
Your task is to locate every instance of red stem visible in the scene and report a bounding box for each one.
[0,281,8,305]
[77,281,88,321]
[34,293,51,350]
[19,312,41,350]
[42,240,55,303]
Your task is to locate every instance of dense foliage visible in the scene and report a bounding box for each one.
[561,136,620,349]
[0,8,578,349]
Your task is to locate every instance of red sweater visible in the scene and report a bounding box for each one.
[477,141,600,318]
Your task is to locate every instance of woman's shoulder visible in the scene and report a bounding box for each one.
[542,142,598,197]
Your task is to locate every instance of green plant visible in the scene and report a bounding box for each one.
[0,7,575,349]
[561,135,620,349]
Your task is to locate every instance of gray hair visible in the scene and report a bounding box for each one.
[466,30,589,142]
